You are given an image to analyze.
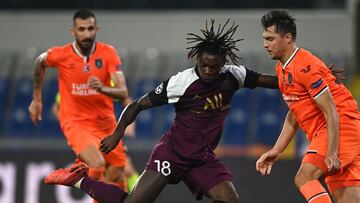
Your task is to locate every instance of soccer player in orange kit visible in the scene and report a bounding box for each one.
[256,9,360,203]
[28,9,133,195]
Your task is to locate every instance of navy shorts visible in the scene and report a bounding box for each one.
[145,135,233,200]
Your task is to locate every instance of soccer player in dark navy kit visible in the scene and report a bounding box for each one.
[44,19,344,203]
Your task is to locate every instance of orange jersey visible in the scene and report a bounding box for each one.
[276,48,360,141]
[45,42,122,128]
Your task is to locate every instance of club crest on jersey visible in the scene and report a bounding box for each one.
[83,64,91,72]
[288,73,293,85]
[155,83,163,94]
[95,59,103,69]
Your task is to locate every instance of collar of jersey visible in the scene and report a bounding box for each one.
[72,41,96,62]
[282,47,300,69]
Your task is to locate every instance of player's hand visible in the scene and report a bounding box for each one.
[87,76,103,91]
[328,63,346,84]
[256,148,281,176]
[325,153,341,174]
[124,122,136,138]
[28,100,42,124]
[100,134,121,154]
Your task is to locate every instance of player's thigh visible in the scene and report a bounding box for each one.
[185,158,235,201]
[79,144,105,168]
[207,181,239,203]
[63,124,105,168]
[104,165,125,182]
[125,170,170,203]
[333,186,360,203]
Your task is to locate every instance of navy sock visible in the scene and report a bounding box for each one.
[80,176,128,203]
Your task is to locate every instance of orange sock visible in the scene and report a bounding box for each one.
[299,180,332,203]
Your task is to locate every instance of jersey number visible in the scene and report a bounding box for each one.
[154,160,171,176]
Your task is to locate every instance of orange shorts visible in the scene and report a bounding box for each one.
[302,115,360,193]
[303,153,360,194]
[62,121,127,167]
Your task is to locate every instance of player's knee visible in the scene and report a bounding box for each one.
[80,153,105,168]
[87,158,106,168]
[105,167,125,183]
[294,172,315,189]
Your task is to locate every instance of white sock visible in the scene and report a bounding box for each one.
[74,177,85,189]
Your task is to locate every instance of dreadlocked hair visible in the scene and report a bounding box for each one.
[186,19,243,65]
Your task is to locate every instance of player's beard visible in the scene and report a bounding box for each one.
[76,38,95,54]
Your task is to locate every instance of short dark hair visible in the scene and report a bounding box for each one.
[261,9,297,40]
[186,19,243,65]
[73,9,96,24]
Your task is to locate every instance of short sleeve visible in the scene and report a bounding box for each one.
[148,68,198,105]
[45,47,63,67]
[221,65,247,88]
[298,64,328,99]
[106,46,123,73]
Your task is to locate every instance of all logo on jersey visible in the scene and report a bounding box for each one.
[95,59,103,69]
[155,83,163,94]
[204,93,223,110]
[83,64,91,72]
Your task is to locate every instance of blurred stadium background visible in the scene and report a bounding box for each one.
[0,0,359,202]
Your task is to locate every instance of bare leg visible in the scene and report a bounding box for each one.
[124,170,170,203]
[294,163,323,188]
[104,165,126,190]
[295,163,332,203]
[207,181,239,203]
[79,145,106,168]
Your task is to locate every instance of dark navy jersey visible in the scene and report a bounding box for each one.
[148,65,260,160]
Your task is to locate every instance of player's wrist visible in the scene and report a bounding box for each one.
[272,147,283,154]
[99,86,110,94]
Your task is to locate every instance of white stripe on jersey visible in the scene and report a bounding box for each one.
[313,86,329,100]
[220,65,247,88]
[167,68,199,104]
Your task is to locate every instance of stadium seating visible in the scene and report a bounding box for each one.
[34,77,62,137]
[0,77,9,131]
[133,78,162,139]
[253,88,285,146]
[222,89,254,145]
[4,76,36,137]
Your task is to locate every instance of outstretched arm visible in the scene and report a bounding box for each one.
[256,74,278,89]
[29,53,49,124]
[256,110,298,175]
[251,63,344,89]
[100,94,156,153]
